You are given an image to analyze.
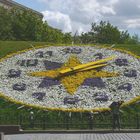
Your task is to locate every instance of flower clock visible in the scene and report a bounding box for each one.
[0,46,140,112]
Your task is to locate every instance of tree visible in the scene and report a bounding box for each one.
[90,21,120,44]
[0,7,139,45]
[0,7,72,43]
[129,34,139,44]
[63,33,72,44]
[119,31,130,44]
[80,32,93,44]
[79,21,139,44]
[0,7,13,40]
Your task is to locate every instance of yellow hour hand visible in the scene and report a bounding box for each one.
[59,56,115,75]
[28,56,115,78]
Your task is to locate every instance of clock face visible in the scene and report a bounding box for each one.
[0,46,140,112]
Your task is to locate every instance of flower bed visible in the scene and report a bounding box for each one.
[0,46,140,112]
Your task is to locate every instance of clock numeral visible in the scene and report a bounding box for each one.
[17,60,26,66]
[83,78,106,88]
[17,59,38,67]
[39,77,60,88]
[45,51,53,57]
[44,60,63,70]
[32,92,46,101]
[93,92,108,101]
[8,69,21,78]
[27,59,38,67]
[35,51,44,58]
[35,51,53,58]
[62,48,82,54]
[118,83,132,91]
[64,96,82,105]
[13,83,26,91]
[124,69,137,77]
[94,53,103,60]
[115,58,128,66]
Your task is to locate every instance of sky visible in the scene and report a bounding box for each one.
[14,0,140,36]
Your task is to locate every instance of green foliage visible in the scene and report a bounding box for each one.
[124,34,139,44]
[80,21,139,44]
[119,30,130,44]
[0,7,72,43]
[91,21,120,43]
[63,33,72,44]
[0,7,13,40]
[80,33,91,44]
[0,5,139,45]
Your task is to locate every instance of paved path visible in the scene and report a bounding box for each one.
[4,133,140,140]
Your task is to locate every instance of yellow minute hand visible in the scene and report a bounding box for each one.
[28,56,116,78]
[59,56,115,75]
[76,63,108,72]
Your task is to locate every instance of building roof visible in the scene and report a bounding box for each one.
[0,0,43,18]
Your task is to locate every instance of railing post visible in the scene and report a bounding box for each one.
[65,112,69,130]
[29,111,34,128]
[89,113,93,130]
[136,113,139,129]
[0,115,1,125]
[42,111,47,130]
[19,114,22,126]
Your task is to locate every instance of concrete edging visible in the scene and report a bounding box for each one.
[5,129,140,135]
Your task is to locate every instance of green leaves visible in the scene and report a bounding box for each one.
[0,7,72,43]
[80,21,139,44]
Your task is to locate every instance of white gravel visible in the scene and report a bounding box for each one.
[0,46,140,111]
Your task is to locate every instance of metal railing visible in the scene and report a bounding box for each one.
[0,111,139,130]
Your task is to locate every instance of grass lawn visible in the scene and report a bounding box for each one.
[0,41,140,58]
[0,41,47,58]
[0,41,140,129]
[115,44,140,56]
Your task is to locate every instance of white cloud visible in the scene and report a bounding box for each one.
[71,21,91,34]
[101,6,116,15]
[124,19,140,28]
[42,10,90,34]
[38,0,140,35]
[39,0,118,33]
[42,11,72,32]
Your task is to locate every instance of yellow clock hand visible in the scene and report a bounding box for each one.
[76,63,108,72]
[28,56,115,78]
[28,63,108,78]
[59,56,115,75]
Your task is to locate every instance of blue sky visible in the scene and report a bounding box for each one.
[14,0,45,12]
[14,0,140,36]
